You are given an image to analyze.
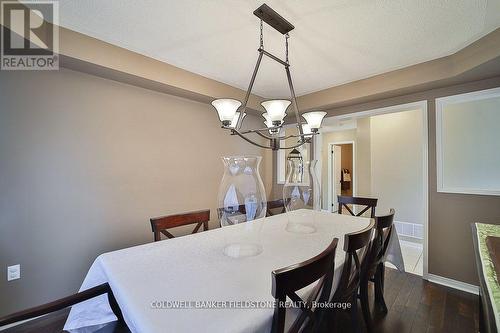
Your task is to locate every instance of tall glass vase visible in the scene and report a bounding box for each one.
[217,156,267,258]
[282,159,321,233]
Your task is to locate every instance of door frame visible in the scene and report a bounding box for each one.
[327,141,356,212]
[315,100,429,279]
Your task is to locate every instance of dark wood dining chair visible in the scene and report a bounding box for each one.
[271,238,339,333]
[150,209,210,241]
[359,208,396,331]
[337,196,378,218]
[0,283,128,332]
[327,220,375,333]
[266,199,286,217]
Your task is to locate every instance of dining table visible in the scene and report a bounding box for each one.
[64,210,378,333]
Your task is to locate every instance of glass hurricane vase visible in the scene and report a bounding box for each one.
[217,156,267,258]
[282,159,321,233]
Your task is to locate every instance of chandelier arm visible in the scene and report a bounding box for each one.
[237,126,279,134]
[253,131,275,140]
[239,128,295,140]
[229,128,312,151]
[280,141,310,150]
[279,133,318,140]
[236,50,264,130]
[285,66,304,137]
[241,130,317,141]
[231,129,273,149]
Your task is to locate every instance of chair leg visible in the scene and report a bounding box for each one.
[325,307,337,332]
[314,307,329,333]
[350,295,360,333]
[374,264,388,313]
[380,263,385,292]
[360,280,373,332]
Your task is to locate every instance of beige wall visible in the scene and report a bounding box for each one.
[370,110,425,224]
[0,69,272,315]
[356,118,372,197]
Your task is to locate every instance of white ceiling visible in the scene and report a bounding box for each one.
[58,0,500,98]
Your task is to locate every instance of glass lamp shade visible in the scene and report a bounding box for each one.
[212,99,242,125]
[302,124,313,136]
[229,112,246,128]
[261,100,291,124]
[302,111,327,131]
[262,112,284,134]
[262,112,285,128]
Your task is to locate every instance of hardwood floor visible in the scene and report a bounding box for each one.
[2,269,479,333]
[336,269,479,333]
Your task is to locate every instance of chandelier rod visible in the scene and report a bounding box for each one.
[235,51,263,130]
[285,67,304,137]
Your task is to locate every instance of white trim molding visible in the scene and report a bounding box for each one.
[426,274,479,295]
[436,87,500,196]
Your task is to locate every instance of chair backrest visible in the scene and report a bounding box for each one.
[150,209,210,241]
[271,238,339,333]
[337,195,378,218]
[266,199,286,217]
[0,283,123,328]
[217,200,284,225]
[364,209,396,278]
[332,220,375,303]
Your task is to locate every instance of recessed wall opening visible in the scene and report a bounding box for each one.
[315,102,428,277]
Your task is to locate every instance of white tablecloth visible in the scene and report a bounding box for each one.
[64,210,372,333]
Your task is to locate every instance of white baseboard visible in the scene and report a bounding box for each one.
[426,273,479,295]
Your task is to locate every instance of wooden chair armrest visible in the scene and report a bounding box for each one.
[0,283,123,327]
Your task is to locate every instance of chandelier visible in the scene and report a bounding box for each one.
[211,4,326,151]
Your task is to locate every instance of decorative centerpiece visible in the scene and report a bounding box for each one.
[283,159,321,233]
[217,156,267,258]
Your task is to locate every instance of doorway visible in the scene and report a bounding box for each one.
[327,141,355,212]
[315,101,428,278]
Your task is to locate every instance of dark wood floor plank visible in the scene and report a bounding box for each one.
[392,272,415,313]
[406,274,424,310]
[426,282,447,331]
[382,268,407,311]
[410,282,432,333]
